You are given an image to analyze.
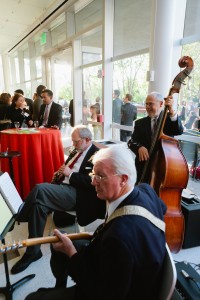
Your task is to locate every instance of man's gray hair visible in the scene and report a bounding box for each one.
[114,89,120,97]
[149,91,164,102]
[93,145,136,186]
[72,125,92,140]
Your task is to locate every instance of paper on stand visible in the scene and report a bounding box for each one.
[0,172,23,214]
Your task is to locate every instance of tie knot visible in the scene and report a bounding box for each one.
[153,117,157,125]
[68,151,83,169]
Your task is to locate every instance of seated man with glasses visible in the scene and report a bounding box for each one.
[11,125,106,274]
[128,91,184,184]
[25,145,167,300]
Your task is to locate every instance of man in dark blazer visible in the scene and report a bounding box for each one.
[11,125,106,274]
[38,89,62,129]
[128,91,184,184]
[33,84,46,121]
[69,99,74,127]
[120,93,137,141]
[25,145,166,300]
[112,89,123,123]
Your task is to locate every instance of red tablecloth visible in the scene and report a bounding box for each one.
[0,128,65,199]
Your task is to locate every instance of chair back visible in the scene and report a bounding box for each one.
[159,243,177,300]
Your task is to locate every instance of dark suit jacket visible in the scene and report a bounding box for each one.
[69,99,74,127]
[33,96,43,121]
[69,144,106,226]
[121,102,137,125]
[7,106,32,128]
[113,97,123,123]
[38,102,63,129]
[128,114,184,183]
[70,184,166,300]
[25,97,34,117]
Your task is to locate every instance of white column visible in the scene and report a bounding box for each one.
[148,0,187,102]
[73,39,82,125]
[18,50,25,91]
[66,11,75,38]
[10,55,17,92]
[102,0,114,140]
[2,54,11,92]
[28,41,37,95]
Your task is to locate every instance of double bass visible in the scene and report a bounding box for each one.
[140,56,194,253]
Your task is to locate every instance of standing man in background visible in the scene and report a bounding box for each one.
[120,93,137,142]
[69,99,74,127]
[33,84,46,121]
[38,89,62,129]
[112,89,123,140]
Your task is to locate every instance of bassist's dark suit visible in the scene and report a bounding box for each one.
[128,114,184,184]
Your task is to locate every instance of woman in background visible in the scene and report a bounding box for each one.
[0,92,12,130]
[90,103,101,140]
[7,93,33,128]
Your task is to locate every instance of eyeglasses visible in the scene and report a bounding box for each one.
[72,138,82,145]
[89,172,119,182]
[145,102,156,107]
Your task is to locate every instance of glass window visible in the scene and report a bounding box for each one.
[112,53,149,141]
[51,22,66,47]
[75,0,102,33]
[183,0,200,41]
[14,57,20,84]
[52,48,73,103]
[82,65,102,140]
[37,79,42,86]
[25,81,32,99]
[35,40,41,56]
[0,55,4,92]
[36,57,42,78]
[24,49,30,81]
[113,54,149,106]
[82,28,102,65]
[50,13,66,47]
[114,0,152,57]
[180,1,200,119]
[179,43,200,119]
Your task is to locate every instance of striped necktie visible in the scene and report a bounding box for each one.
[152,117,157,136]
[68,151,83,169]
[43,105,49,125]
[105,212,108,223]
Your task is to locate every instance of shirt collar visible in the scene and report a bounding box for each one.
[46,102,53,109]
[107,188,134,218]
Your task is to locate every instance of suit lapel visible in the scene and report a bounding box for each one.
[79,144,98,172]
[40,105,45,120]
[64,149,78,165]
[146,117,152,146]
[47,102,54,125]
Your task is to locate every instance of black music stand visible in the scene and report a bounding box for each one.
[0,151,21,185]
[0,199,35,300]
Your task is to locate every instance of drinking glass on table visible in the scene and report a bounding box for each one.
[14,122,20,130]
[33,121,39,128]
